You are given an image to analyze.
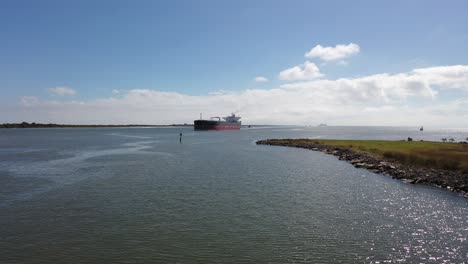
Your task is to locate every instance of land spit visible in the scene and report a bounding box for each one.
[0,122,193,129]
[256,139,468,196]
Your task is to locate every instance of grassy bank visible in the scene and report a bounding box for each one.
[266,139,468,173]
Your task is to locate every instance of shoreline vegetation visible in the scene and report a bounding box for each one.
[256,139,468,196]
[0,122,193,129]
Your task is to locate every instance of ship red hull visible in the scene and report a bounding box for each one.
[194,120,241,131]
[213,125,241,130]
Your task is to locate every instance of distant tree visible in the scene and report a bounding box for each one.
[449,138,455,143]
[407,137,413,141]
[442,138,447,142]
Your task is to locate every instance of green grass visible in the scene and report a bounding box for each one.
[273,139,468,172]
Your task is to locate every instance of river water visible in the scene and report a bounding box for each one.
[0,126,467,263]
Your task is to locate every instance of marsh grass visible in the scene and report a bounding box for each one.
[274,139,468,172]
[321,140,468,172]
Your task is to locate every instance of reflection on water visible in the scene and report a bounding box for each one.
[0,126,467,263]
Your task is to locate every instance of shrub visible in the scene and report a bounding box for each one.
[438,159,460,170]
[383,151,406,162]
[407,154,426,165]
[460,164,468,174]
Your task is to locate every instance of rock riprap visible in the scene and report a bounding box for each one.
[257,139,468,196]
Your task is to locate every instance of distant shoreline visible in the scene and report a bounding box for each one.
[257,139,468,196]
[0,122,193,129]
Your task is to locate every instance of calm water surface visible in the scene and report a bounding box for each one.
[0,126,467,263]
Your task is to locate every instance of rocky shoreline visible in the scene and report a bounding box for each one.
[256,139,468,196]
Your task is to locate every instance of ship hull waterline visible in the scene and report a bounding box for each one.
[194,120,241,131]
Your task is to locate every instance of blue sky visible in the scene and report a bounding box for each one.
[1,0,468,126]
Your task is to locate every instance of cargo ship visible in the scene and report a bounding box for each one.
[194,113,241,131]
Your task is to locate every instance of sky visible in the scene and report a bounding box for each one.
[1,0,468,127]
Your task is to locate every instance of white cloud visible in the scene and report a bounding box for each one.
[412,65,468,90]
[5,65,468,127]
[279,61,324,81]
[112,89,121,94]
[254,76,269,82]
[305,43,360,61]
[282,65,468,102]
[48,86,77,96]
[282,74,436,103]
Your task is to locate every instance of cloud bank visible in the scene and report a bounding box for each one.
[4,65,468,127]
